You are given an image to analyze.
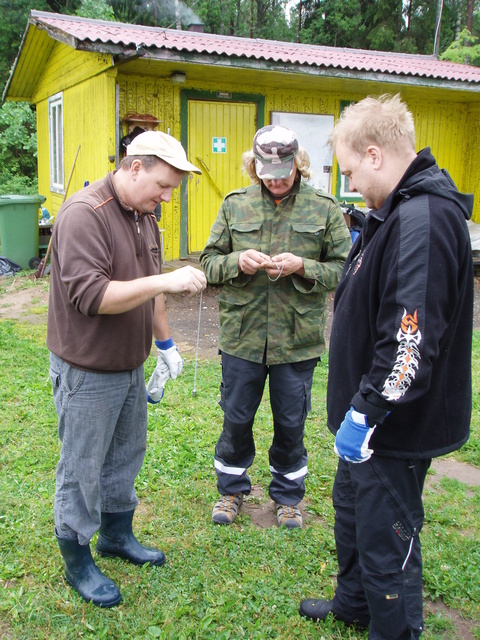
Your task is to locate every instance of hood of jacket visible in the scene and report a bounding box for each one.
[375,147,473,223]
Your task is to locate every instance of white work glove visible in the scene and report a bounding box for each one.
[334,407,376,463]
[154,338,183,380]
[147,358,170,404]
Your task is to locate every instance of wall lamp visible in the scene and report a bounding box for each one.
[170,71,187,84]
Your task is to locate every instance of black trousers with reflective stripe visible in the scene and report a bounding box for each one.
[332,456,430,639]
[214,352,317,505]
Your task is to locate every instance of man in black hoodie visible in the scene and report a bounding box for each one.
[299,94,474,639]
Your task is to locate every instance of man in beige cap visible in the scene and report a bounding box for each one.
[47,130,206,608]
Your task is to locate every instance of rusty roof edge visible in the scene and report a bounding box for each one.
[72,41,480,90]
[30,13,80,50]
[73,39,480,86]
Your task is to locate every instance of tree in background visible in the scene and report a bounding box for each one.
[441,26,480,64]
[290,0,479,57]
[76,0,114,20]
[0,101,38,194]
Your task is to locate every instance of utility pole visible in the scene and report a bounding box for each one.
[175,0,181,29]
[434,0,444,57]
[298,0,302,43]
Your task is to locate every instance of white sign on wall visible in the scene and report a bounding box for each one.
[271,112,334,193]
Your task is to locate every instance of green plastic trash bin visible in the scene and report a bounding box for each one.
[0,194,46,270]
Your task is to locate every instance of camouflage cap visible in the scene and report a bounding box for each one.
[253,125,299,179]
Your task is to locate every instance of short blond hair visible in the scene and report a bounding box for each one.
[242,147,312,184]
[329,94,415,156]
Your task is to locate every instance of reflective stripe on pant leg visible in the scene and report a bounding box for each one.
[215,416,255,495]
[352,457,429,640]
[268,421,307,504]
[214,353,267,495]
[267,359,317,505]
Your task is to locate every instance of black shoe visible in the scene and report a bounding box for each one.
[299,598,369,630]
[56,531,122,608]
[299,598,334,622]
[96,510,166,567]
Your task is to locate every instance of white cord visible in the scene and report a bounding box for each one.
[267,256,284,282]
[192,289,203,397]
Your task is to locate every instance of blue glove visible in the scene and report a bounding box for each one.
[155,338,183,380]
[147,358,170,404]
[334,407,376,463]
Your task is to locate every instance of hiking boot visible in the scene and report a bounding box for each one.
[211,493,243,524]
[276,503,303,529]
[299,598,370,630]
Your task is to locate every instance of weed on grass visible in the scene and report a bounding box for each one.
[1,315,480,639]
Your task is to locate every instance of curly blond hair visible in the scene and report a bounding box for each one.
[241,148,312,185]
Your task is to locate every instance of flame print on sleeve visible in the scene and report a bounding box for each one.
[382,309,422,401]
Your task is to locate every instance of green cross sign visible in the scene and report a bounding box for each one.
[212,137,227,154]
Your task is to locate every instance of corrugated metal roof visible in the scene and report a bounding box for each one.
[30,10,480,84]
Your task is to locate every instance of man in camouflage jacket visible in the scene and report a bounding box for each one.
[200,125,351,528]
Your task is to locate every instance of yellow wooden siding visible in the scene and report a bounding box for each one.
[266,87,480,222]
[116,75,480,256]
[117,75,182,262]
[187,100,257,253]
[464,106,480,222]
[37,57,480,256]
[32,42,112,103]
[36,72,117,216]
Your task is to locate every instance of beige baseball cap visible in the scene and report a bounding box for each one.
[126,130,202,174]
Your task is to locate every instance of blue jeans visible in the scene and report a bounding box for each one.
[49,353,148,545]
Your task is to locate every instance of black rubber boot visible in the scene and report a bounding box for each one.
[56,530,122,608]
[299,598,369,630]
[96,510,166,566]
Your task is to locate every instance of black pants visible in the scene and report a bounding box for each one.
[214,352,318,505]
[332,456,430,639]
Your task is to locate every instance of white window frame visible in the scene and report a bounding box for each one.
[340,174,358,199]
[49,92,64,193]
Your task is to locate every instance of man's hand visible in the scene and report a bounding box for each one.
[147,358,170,404]
[161,266,207,295]
[334,407,376,463]
[238,249,272,275]
[155,338,183,379]
[264,252,304,278]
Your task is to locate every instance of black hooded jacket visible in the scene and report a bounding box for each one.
[327,148,474,459]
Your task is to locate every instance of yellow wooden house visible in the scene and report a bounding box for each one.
[4,10,480,260]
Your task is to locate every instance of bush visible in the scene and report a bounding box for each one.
[0,101,38,195]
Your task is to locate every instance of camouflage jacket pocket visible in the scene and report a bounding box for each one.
[290,223,325,258]
[292,298,324,347]
[230,222,263,252]
[218,294,251,343]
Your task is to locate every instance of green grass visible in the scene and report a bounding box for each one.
[1,292,480,638]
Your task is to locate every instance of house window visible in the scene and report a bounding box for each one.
[49,93,64,193]
[336,100,363,203]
